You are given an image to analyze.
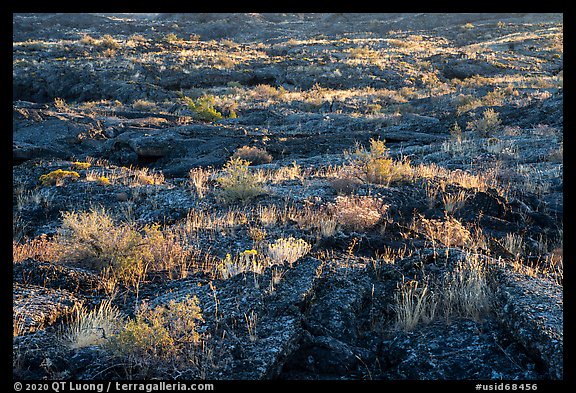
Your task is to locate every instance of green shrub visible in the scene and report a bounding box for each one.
[353,139,413,185]
[58,209,150,288]
[39,169,80,186]
[164,33,181,43]
[71,161,91,170]
[183,95,223,122]
[467,108,501,137]
[215,157,265,204]
[108,296,204,378]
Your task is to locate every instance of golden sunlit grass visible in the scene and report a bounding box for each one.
[395,252,494,331]
[61,300,123,349]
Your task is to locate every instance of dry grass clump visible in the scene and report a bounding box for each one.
[217,249,264,279]
[266,237,311,267]
[251,84,286,100]
[412,214,472,248]
[330,195,388,232]
[61,300,123,349]
[132,99,157,111]
[395,253,493,331]
[414,163,500,194]
[231,146,273,165]
[182,95,223,122]
[441,254,493,321]
[13,235,63,263]
[394,278,437,331]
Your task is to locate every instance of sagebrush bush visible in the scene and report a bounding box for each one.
[39,169,80,186]
[216,157,265,204]
[58,209,149,287]
[330,195,388,231]
[183,95,223,122]
[99,34,121,50]
[57,209,193,286]
[108,296,204,378]
[353,139,413,185]
[231,146,273,165]
[467,108,501,137]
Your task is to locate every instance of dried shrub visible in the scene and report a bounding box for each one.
[132,99,157,111]
[231,146,273,165]
[413,214,471,248]
[394,279,436,331]
[331,195,388,231]
[251,84,286,100]
[13,235,63,263]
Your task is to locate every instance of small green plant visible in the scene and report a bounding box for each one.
[215,157,265,204]
[183,95,223,122]
[39,169,80,186]
[467,108,501,137]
